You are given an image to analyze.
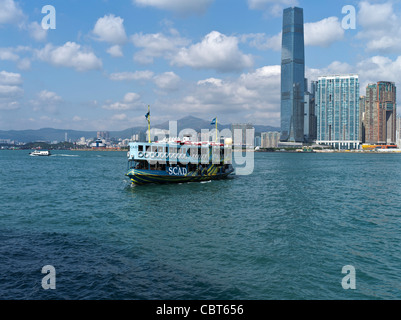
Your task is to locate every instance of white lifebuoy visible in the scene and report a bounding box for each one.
[138,152,144,158]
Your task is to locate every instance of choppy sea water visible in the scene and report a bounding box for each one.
[1,150,401,300]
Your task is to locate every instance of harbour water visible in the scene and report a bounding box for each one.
[1,150,401,300]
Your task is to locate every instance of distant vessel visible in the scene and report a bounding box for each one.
[126,137,234,185]
[30,150,51,157]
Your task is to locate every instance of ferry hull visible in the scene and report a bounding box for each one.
[126,166,234,185]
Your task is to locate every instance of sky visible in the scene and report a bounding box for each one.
[1,0,401,131]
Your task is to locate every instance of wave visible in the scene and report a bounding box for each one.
[52,154,79,157]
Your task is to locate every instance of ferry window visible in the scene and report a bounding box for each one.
[138,145,143,152]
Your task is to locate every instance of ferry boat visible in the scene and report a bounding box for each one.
[126,137,234,185]
[30,150,51,157]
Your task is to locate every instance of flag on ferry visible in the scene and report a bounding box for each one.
[145,111,150,121]
[211,118,216,125]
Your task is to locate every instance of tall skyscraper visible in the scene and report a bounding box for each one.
[364,82,396,145]
[315,75,360,150]
[280,7,305,143]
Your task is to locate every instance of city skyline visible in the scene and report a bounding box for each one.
[1,0,401,132]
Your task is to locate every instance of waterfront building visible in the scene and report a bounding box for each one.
[315,75,360,150]
[363,82,397,145]
[261,132,281,148]
[280,7,305,143]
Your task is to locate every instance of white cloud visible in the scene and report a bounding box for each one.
[304,17,344,47]
[107,45,123,57]
[358,1,395,30]
[306,61,353,82]
[123,92,141,103]
[111,113,128,121]
[17,58,31,70]
[102,92,143,110]
[0,70,23,110]
[171,31,253,72]
[0,84,23,97]
[114,71,154,81]
[0,48,19,61]
[93,14,127,44]
[356,56,401,91]
[241,32,281,51]
[0,0,24,24]
[36,42,102,72]
[0,100,19,110]
[0,71,22,85]
[30,90,63,114]
[306,56,401,104]
[0,1,50,43]
[109,70,155,81]
[244,16,343,51]
[131,31,190,64]
[133,0,214,15]
[27,21,47,42]
[0,47,32,70]
[157,65,281,125]
[154,72,181,91]
[37,90,62,104]
[73,116,83,122]
[247,0,298,15]
[356,1,401,53]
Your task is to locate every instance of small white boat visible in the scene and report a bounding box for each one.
[30,150,51,157]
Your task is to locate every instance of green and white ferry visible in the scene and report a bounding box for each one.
[126,137,234,185]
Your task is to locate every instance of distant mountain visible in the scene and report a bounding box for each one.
[0,116,279,143]
[148,116,279,135]
[0,128,97,143]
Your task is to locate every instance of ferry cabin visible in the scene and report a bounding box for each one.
[126,141,233,183]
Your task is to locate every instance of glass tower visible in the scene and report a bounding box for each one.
[315,75,360,148]
[280,7,305,143]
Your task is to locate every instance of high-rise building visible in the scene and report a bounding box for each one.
[315,75,360,150]
[304,80,317,143]
[97,131,110,140]
[280,7,305,143]
[261,132,281,148]
[364,82,396,145]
